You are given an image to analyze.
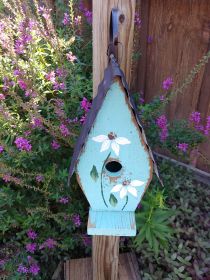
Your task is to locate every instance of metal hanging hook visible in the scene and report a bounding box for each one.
[107,8,124,61]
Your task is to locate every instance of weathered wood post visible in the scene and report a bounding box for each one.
[67,1,158,279]
[92,1,136,279]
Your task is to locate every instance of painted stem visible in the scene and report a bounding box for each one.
[122,195,128,210]
[100,152,111,207]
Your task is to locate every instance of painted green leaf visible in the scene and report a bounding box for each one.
[90,165,99,181]
[109,194,118,207]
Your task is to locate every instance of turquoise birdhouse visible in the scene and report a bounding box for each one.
[69,9,161,236]
[68,55,161,236]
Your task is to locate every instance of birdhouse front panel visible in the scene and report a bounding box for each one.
[76,77,153,236]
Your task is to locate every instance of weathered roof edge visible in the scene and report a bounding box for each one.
[68,56,162,186]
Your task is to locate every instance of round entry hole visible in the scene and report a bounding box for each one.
[105,161,122,173]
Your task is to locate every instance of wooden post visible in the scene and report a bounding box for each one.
[93,0,136,97]
[92,1,136,279]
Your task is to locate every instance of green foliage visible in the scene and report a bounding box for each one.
[134,190,175,255]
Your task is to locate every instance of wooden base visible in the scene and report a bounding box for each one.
[64,253,141,280]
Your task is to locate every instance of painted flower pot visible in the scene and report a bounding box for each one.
[69,57,160,236]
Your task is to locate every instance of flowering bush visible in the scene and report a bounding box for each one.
[0,1,92,278]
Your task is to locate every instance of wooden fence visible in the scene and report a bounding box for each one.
[53,0,210,172]
[131,0,210,172]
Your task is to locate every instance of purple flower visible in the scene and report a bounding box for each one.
[147,35,153,44]
[63,13,70,25]
[66,52,77,62]
[84,10,92,24]
[15,137,32,152]
[44,238,57,249]
[2,174,12,182]
[204,116,210,136]
[26,243,36,253]
[189,111,201,124]
[45,71,56,83]
[59,196,69,204]
[29,263,40,276]
[74,15,81,26]
[72,213,81,227]
[54,98,64,108]
[80,114,87,124]
[18,80,27,90]
[0,146,4,153]
[53,81,65,91]
[35,175,44,182]
[0,259,6,267]
[159,95,165,101]
[82,234,91,246]
[162,77,173,91]
[31,117,43,129]
[17,264,28,274]
[0,93,5,100]
[27,229,37,240]
[134,13,141,28]
[59,124,70,137]
[80,97,91,112]
[177,143,188,152]
[56,68,66,78]
[51,140,60,150]
[13,69,22,76]
[156,115,168,141]
[156,115,167,129]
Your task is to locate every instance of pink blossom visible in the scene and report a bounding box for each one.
[15,137,32,151]
[156,115,168,141]
[29,263,40,275]
[53,81,65,91]
[189,111,201,124]
[204,116,210,136]
[26,243,36,253]
[134,13,141,28]
[18,80,27,90]
[25,89,36,97]
[80,97,91,112]
[59,196,69,204]
[45,71,56,83]
[59,124,70,137]
[72,213,81,227]
[74,15,81,26]
[0,93,5,100]
[27,229,37,240]
[31,117,43,129]
[63,13,70,25]
[159,95,165,101]
[51,140,60,150]
[162,77,173,91]
[42,238,57,249]
[177,143,188,152]
[80,115,87,124]
[17,264,28,274]
[35,175,44,182]
[0,146,4,153]
[66,52,77,62]
[2,174,12,182]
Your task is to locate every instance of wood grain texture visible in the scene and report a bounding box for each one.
[144,0,210,120]
[93,236,119,280]
[93,0,136,97]
[64,252,141,280]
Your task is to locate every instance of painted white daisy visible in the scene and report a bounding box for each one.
[92,132,130,156]
[111,180,145,199]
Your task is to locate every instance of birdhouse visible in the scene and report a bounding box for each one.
[68,54,161,236]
